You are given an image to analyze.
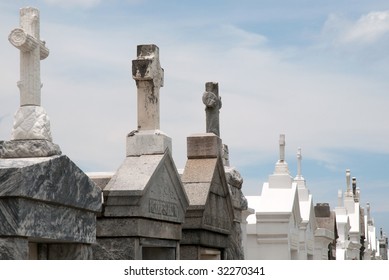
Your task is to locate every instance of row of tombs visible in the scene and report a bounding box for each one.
[0,7,388,260]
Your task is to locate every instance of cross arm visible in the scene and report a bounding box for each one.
[9,28,49,60]
[132,44,164,88]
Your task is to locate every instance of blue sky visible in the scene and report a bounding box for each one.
[1,0,389,235]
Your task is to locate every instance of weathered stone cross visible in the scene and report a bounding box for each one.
[8,7,49,106]
[132,44,164,131]
[202,82,222,137]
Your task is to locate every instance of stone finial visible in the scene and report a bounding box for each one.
[337,189,343,207]
[296,147,302,178]
[345,169,352,197]
[279,134,285,162]
[202,82,222,136]
[367,202,372,225]
[132,44,164,131]
[9,7,49,106]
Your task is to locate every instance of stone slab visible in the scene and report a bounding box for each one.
[97,218,182,240]
[103,152,188,224]
[0,155,101,212]
[187,133,222,159]
[0,139,61,158]
[181,158,217,183]
[126,130,172,156]
[0,197,96,243]
[181,229,230,248]
[183,183,210,209]
[0,237,28,260]
[104,154,164,197]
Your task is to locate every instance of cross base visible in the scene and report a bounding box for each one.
[126,130,172,157]
[12,106,53,141]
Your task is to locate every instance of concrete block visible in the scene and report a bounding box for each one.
[126,130,172,156]
[187,133,221,159]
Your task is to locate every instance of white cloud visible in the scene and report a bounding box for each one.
[322,11,389,46]
[346,11,389,43]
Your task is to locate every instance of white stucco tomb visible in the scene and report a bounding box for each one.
[246,135,302,259]
[294,148,317,259]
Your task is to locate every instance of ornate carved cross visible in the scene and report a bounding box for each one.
[8,7,49,106]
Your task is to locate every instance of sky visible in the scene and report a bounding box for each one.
[1,1,389,237]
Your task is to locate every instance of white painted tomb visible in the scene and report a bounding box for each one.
[294,148,317,259]
[364,203,379,259]
[246,135,302,259]
[335,170,366,259]
[344,173,364,259]
[334,189,351,260]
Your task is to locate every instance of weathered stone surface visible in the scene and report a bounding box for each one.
[0,155,101,211]
[0,139,61,158]
[187,133,222,159]
[92,238,137,260]
[0,198,96,243]
[224,166,246,260]
[47,244,93,260]
[97,218,182,240]
[181,229,230,249]
[225,167,243,189]
[132,44,164,131]
[226,222,244,260]
[181,158,217,184]
[0,237,28,260]
[181,153,234,259]
[12,106,53,141]
[126,130,172,156]
[103,152,188,224]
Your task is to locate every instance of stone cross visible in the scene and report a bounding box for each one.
[202,82,222,136]
[279,134,285,162]
[132,44,164,131]
[296,147,302,178]
[8,7,49,106]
